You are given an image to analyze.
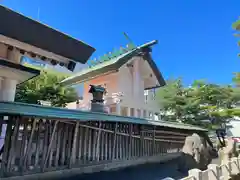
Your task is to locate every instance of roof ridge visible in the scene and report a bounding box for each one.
[87,43,136,68]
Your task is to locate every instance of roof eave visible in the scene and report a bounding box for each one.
[0,58,40,84]
[0,5,95,64]
[143,52,166,87]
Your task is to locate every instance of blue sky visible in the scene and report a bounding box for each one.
[1,0,239,86]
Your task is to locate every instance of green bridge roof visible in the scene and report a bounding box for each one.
[0,101,207,132]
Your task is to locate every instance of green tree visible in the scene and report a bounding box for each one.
[157,78,188,122]
[156,78,240,129]
[15,68,79,107]
[233,18,240,55]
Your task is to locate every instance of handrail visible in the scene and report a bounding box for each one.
[0,101,207,131]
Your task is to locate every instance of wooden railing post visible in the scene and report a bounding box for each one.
[128,124,133,159]
[112,122,118,160]
[42,120,58,172]
[140,125,144,157]
[7,116,20,172]
[96,122,102,162]
[69,121,79,168]
[0,116,13,176]
[152,126,156,156]
[23,118,37,172]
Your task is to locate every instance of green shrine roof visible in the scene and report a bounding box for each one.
[60,40,165,88]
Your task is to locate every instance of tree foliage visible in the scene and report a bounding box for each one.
[15,68,78,107]
[156,76,240,129]
[233,18,240,55]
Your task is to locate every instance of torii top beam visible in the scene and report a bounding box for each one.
[0,5,96,71]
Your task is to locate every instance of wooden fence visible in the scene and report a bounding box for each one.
[0,101,208,179]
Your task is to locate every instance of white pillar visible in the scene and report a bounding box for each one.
[0,78,18,101]
[140,109,144,118]
[0,49,21,151]
[127,107,131,117]
[0,49,21,101]
[133,108,137,117]
[116,103,121,115]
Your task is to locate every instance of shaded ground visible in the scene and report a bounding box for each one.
[57,158,220,180]
[59,159,187,180]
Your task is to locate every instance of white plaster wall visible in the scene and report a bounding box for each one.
[78,56,161,116]
[117,57,159,113]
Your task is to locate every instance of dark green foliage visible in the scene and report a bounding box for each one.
[15,69,78,107]
[233,19,240,56]
[156,76,240,129]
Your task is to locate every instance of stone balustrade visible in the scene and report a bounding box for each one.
[178,155,240,180]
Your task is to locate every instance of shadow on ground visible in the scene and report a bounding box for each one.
[58,159,187,180]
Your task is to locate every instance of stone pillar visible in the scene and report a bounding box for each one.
[116,103,121,115]
[140,109,144,118]
[127,107,131,117]
[0,78,18,101]
[133,108,137,117]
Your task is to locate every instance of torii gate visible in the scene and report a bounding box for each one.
[0,5,95,151]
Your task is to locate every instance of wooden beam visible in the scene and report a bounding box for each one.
[140,125,144,156]
[42,120,58,171]
[23,118,37,172]
[152,126,156,156]
[0,115,4,138]
[69,121,79,168]
[96,122,102,162]
[7,117,20,172]
[0,116,13,175]
[54,123,62,167]
[111,122,118,160]
[34,120,43,167]
[128,124,133,159]
[19,119,28,172]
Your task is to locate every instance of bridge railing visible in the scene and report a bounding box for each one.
[0,101,205,178]
[179,155,240,180]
